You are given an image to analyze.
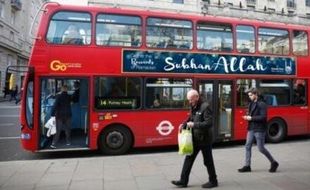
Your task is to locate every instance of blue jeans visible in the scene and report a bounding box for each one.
[244,130,275,166]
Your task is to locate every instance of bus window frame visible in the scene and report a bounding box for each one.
[292,30,309,56]
[257,27,290,56]
[45,10,92,45]
[196,21,233,52]
[144,77,192,110]
[236,24,256,54]
[95,13,142,47]
[93,76,143,111]
[146,16,193,50]
[292,79,307,106]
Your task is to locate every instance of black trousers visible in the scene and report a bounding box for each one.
[180,144,217,184]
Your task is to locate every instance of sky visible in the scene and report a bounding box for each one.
[52,0,88,5]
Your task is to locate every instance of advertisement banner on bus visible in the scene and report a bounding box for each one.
[122,50,296,75]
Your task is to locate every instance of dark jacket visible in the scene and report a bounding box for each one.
[247,100,267,132]
[51,91,72,119]
[183,101,214,146]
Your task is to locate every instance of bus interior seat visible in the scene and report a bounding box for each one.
[264,94,278,106]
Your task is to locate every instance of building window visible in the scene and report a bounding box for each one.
[11,10,16,25]
[173,0,184,4]
[306,0,310,6]
[287,0,296,8]
[0,1,4,18]
[10,31,14,41]
[7,55,13,66]
[0,24,3,34]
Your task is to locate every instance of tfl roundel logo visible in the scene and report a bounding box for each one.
[156,120,174,136]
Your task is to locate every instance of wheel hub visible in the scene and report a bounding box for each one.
[106,131,124,149]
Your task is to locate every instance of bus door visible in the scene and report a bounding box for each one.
[198,80,233,141]
[39,78,89,150]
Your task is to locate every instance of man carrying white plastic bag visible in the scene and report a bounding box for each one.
[172,89,218,188]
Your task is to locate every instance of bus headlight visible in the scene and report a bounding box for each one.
[21,133,31,140]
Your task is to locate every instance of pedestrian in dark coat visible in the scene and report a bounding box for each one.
[172,89,218,188]
[238,88,279,173]
[50,85,72,148]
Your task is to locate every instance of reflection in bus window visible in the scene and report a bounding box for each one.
[26,81,34,128]
[94,77,141,110]
[96,14,142,47]
[236,79,256,107]
[259,80,291,106]
[258,28,289,55]
[293,79,306,105]
[236,25,255,53]
[62,24,83,45]
[145,78,192,109]
[46,11,91,45]
[293,30,308,56]
[197,22,233,52]
[146,18,193,49]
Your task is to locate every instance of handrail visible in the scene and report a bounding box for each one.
[29,1,60,39]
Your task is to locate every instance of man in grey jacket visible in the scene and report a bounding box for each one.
[172,89,218,188]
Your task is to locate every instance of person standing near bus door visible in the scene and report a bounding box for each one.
[171,89,218,188]
[238,88,279,173]
[50,84,72,148]
[71,81,80,103]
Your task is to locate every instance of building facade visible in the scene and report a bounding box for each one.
[0,0,44,97]
[88,0,310,25]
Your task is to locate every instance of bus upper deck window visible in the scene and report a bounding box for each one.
[236,25,255,53]
[197,22,233,52]
[96,14,142,47]
[293,30,308,56]
[46,11,91,45]
[146,17,193,50]
[258,28,289,55]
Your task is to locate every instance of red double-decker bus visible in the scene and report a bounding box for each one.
[19,2,310,154]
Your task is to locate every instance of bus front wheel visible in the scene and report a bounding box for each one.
[99,125,133,155]
[266,118,287,143]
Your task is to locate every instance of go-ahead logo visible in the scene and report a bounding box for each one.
[156,120,174,136]
[50,60,82,71]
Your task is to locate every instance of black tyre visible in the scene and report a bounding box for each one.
[266,118,287,143]
[98,125,133,155]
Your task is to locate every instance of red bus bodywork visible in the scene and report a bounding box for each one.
[20,2,310,154]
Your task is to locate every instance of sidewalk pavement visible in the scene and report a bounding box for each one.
[0,139,309,190]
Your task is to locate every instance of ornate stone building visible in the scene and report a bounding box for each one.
[88,0,310,25]
[0,0,45,96]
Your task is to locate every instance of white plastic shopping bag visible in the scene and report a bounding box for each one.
[44,116,56,137]
[178,128,193,155]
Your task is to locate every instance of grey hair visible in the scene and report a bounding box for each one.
[187,89,199,99]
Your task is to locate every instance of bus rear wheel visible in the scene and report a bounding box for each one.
[266,118,287,143]
[99,125,133,155]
